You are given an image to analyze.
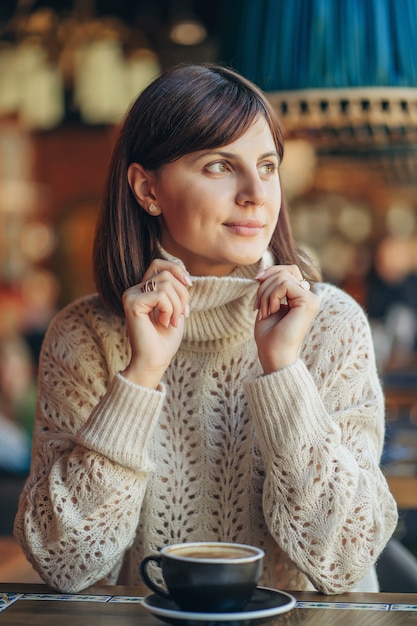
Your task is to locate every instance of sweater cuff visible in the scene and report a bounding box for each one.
[76,372,165,471]
[244,359,339,448]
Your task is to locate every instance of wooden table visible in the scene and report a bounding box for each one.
[1,584,417,625]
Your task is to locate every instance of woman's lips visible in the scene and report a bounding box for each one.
[224,221,264,236]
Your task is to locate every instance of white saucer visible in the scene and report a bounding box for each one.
[141,586,296,624]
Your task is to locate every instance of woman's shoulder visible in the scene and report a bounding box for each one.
[46,293,123,338]
[313,281,371,328]
[314,281,366,311]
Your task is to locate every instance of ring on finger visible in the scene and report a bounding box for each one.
[141,279,157,293]
[299,278,311,291]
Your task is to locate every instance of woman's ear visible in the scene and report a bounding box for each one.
[127,163,161,215]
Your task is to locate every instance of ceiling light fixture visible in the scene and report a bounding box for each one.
[168,1,207,46]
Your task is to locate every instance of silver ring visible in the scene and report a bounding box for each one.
[299,278,310,291]
[141,279,157,293]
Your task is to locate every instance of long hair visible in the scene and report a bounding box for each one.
[93,63,319,316]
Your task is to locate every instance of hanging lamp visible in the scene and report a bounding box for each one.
[219,0,417,160]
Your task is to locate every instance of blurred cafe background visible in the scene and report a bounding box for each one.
[1,0,417,580]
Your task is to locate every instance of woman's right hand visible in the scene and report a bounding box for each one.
[121,260,192,388]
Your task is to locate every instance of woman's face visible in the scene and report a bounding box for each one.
[154,115,282,276]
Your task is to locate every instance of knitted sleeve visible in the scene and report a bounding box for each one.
[14,297,165,593]
[244,284,398,594]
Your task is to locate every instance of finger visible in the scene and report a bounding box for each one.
[153,290,183,328]
[255,264,303,284]
[256,273,311,320]
[124,279,188,328]
[142,260,193,288]
[138,268,191,316]
[157,281,190,327]
[152,271,190,321]
[254,265,303,310]
[257,277,288,321]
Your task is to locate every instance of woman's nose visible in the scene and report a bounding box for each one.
[235,172,266,207]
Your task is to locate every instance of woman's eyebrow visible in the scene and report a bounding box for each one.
[192,150,280,162]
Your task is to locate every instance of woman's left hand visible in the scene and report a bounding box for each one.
[254,265,320,374]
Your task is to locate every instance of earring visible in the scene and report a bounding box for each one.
[148,203,159,214]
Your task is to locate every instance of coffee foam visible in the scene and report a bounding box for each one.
[166,544,257,560]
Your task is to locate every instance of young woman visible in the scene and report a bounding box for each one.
[15,63,397,595]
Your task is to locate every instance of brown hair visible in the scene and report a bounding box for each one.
[93,63,319,316]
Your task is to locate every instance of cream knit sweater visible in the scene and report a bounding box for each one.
[15,253,398,595]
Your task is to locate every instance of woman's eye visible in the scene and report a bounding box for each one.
[206,161,229,173]
[259,162,276,175]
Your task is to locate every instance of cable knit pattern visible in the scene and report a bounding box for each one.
[14,253,398,594]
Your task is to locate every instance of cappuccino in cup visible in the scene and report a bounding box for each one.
[140,541,264,613]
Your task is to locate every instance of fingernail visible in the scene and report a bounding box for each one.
[183,273,193,287]
[258,309,263,321]
[255,269,266,279]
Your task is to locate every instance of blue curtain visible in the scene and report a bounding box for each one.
[218,0,417,90]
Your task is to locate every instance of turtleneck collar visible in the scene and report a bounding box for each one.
[157,247,274,350]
